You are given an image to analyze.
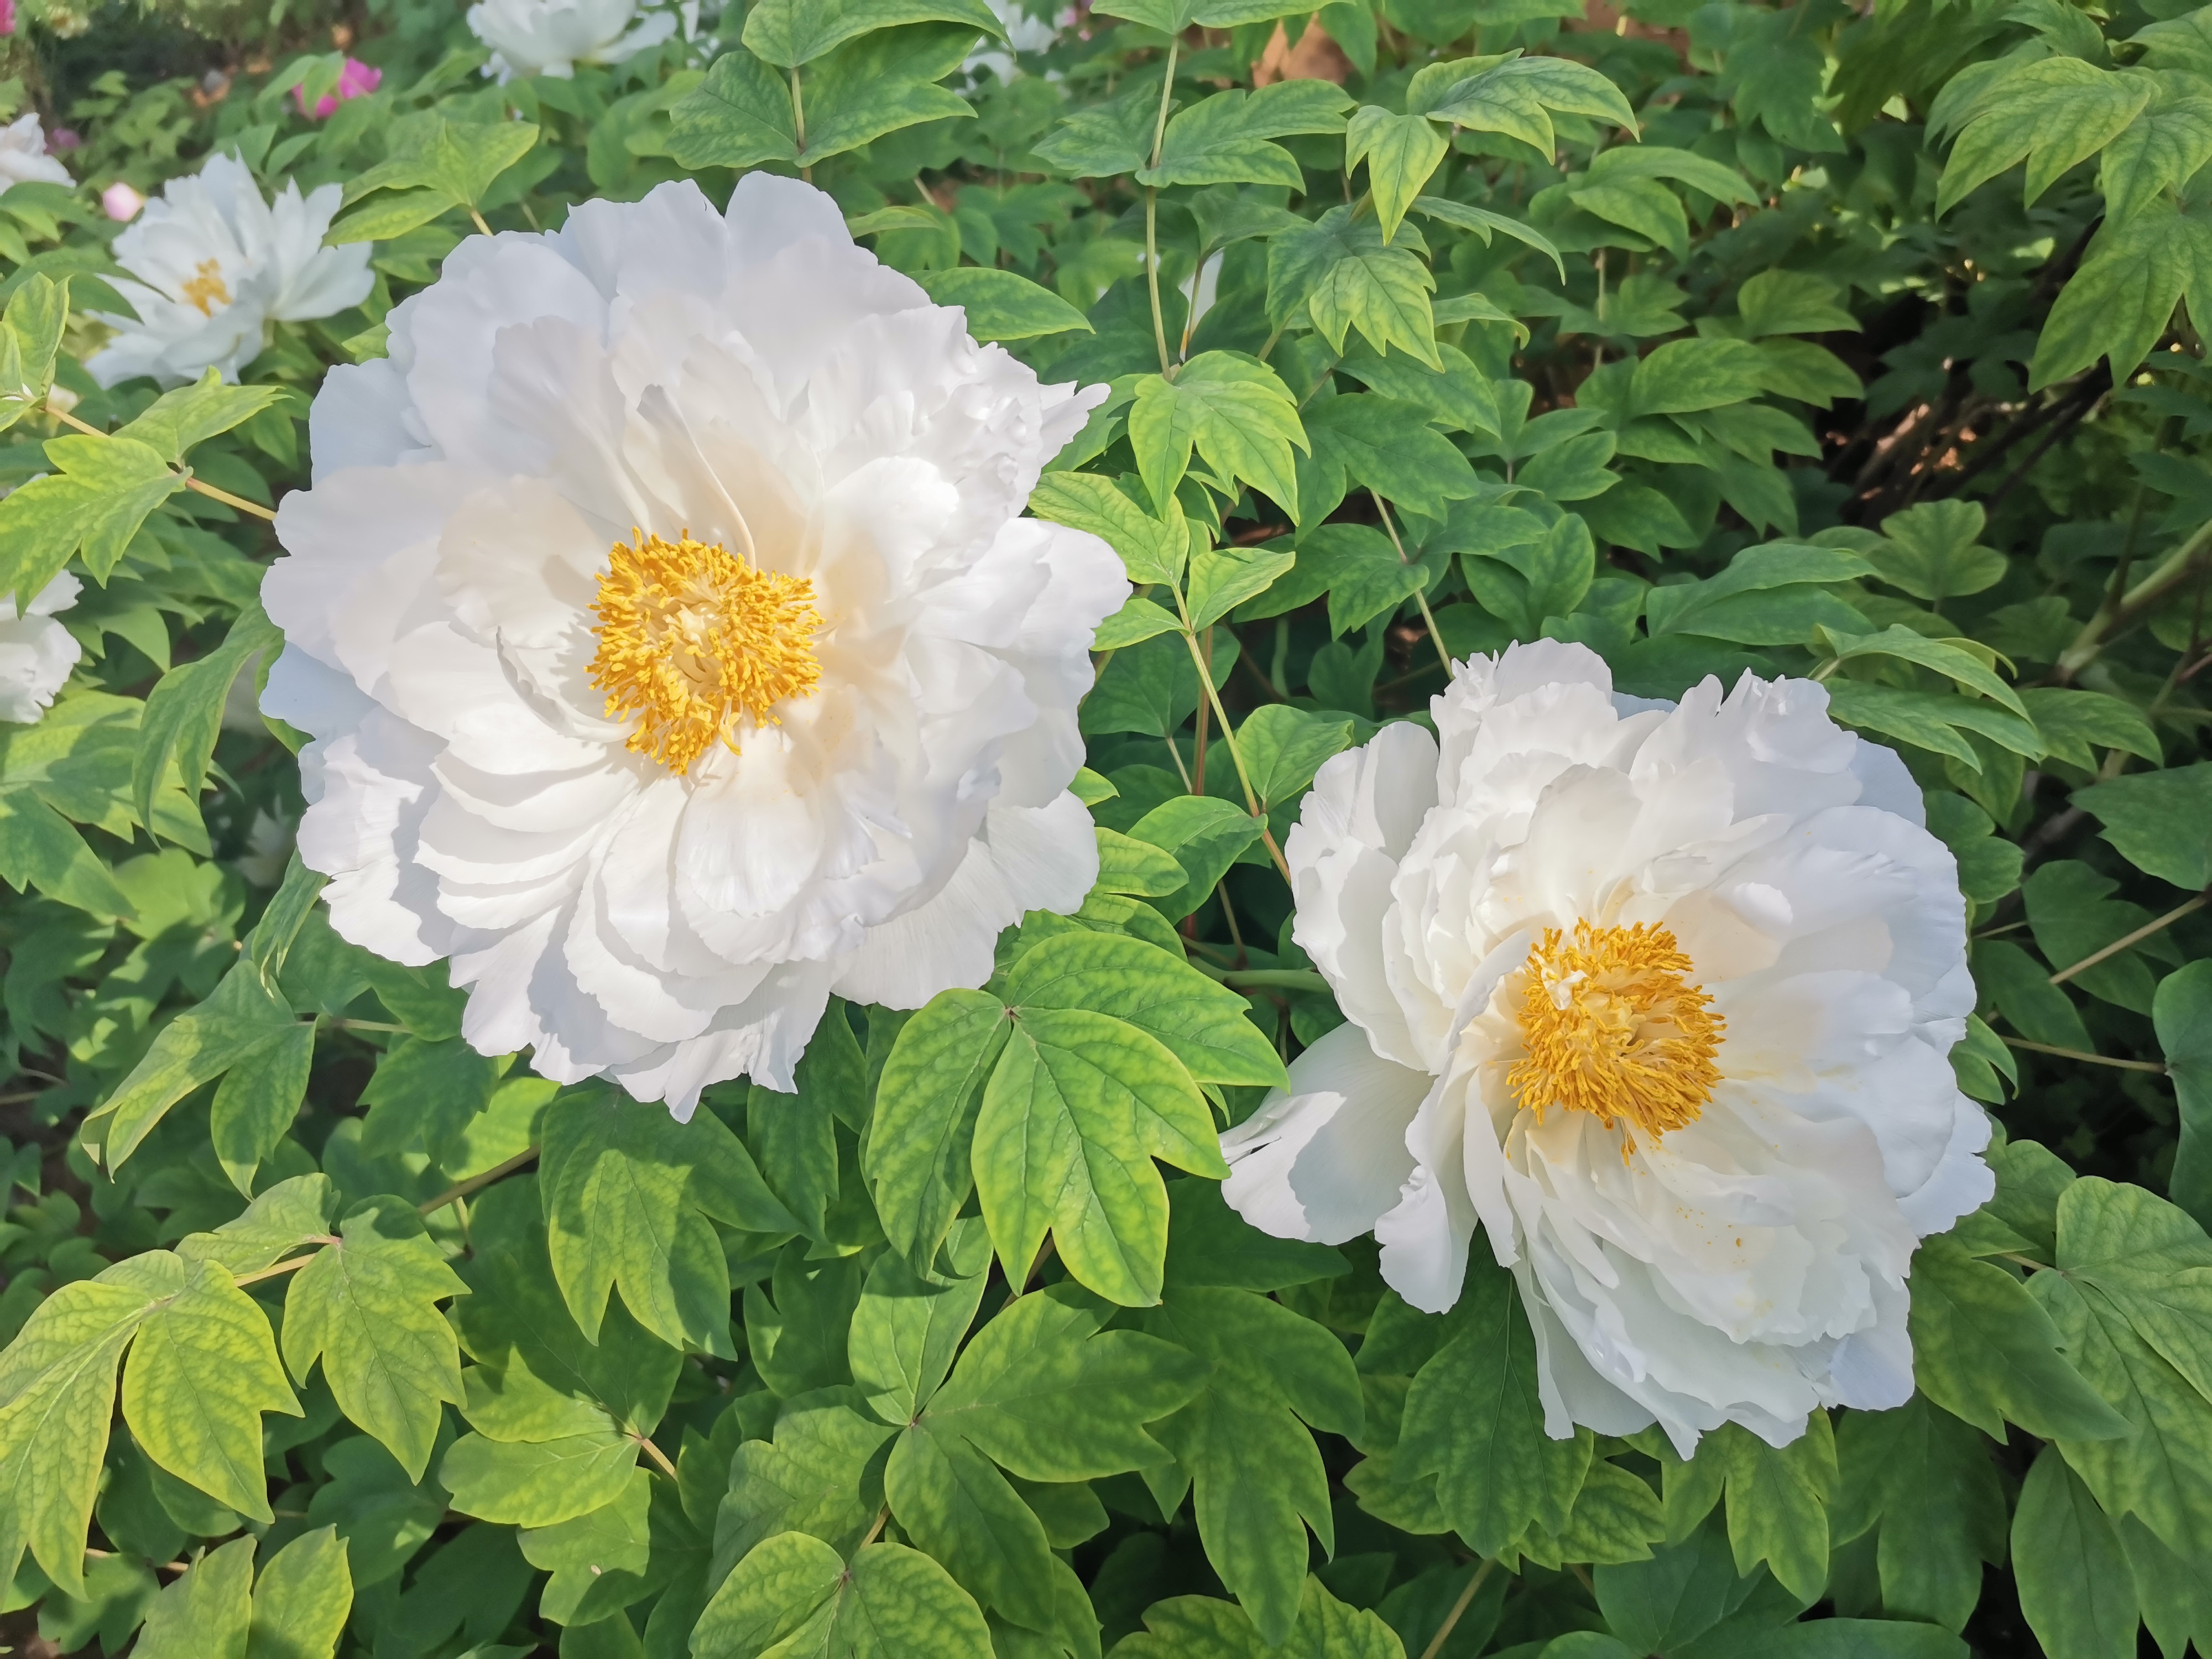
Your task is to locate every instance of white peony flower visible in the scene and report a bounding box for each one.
[0,114,74,191]
[86,154,372,388]
[467,0,676,80]
[260,174,1123,1115]
[0,573,83,725]
[1222,640,1994,1454]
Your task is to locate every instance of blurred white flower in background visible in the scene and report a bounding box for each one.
[0,113,72,190]
[0,573,82,726]
[1222,640,1994,1454]
[85,154,372,387]
[467,0,676,80]
[967,0,1061,79]
[262,174,1123,1117]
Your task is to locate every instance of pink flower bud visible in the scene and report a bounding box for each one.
[294,56,382,119]
[101,181,144,222]
[0,0,15,36]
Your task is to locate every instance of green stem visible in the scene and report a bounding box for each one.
[1143,36,1181,379]
[2057,515,2212,680]
[1179,627,1292,883]
[2001,1036,2166,1075]
[48,402,279,522]
[2048,892,2208,987]
[420,1145,541,1216]
[1419,1561,1496,1659]
[791,66,810,181]
[1372,491,1453,676]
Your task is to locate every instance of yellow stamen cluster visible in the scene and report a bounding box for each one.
[1506,920,1724,1158]
[181,258,231,316]
[587,530,823,776]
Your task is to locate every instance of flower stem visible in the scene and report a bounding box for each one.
[1144,36,1180,379]
[420,1144,541,1215]
[2057,515,2212,680]
[2000,1036,2167,1075]
[232,1245,336,1288]
[632,1432,679,1480]
[468,207,493,237]
[46,400,279,522]
[1179,627,1292,883]
[1372,491,1453,676]
[2048,892,2208,987]
[1419,1560,1496,1659]
[790,66,810,180]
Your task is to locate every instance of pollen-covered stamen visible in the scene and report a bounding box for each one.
[181,258,230,316]
[588,530,823,777]
[1506,920,1723,1158]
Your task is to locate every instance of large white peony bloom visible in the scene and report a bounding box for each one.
[1222,640,1994,1453]
[0,114,74,191]
[466,0,676,80]
[0,573,83,725]
[260,174,1123,1115]
[86,154,372,388]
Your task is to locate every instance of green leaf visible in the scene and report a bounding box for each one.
[439,1375,638,1528]
[669,48,799,168]
[246,1527,353,1659]
[1123,795,1265,924]
[1824,624,2028,717]
[714,1388,894,1580]
[1907,1233,2130,1443]
[281,1197,469,1481]
[1834,1400,2006,1631]
[972,1005,1227,1305]
[1870,500,2006,603]
[1296,393,1477,526]
[1626,337,1767,418]
[134,1534,254,1659]
[797,27,981,165]
[1735,269,1861,336]
[134,600,283,846]
[116,371,287,466]
[2030,200,2212,388]
[1234,704,1353,811]
[0,274,69,432]
[886,1426,1060,1631]
[85,963,299,1170]
[1397,1256,1590,1557]
[2073,761,2212,889]
[1143,1288,1361,1643]
[1267,207,1438,368]
[2018,689,2161,773]
[1939,57,2152,212]
[1188,542,1297,630]
[1700,1416,1838,1604]
[1411,195,1565,277]
[1421,51,1638,153]
[0,434,180,598]
[540,1084,797,1357]
[210,1020,314,1197]
[122,1260,300,1521]
[1094,826,1190,899]
[1128,353,1306,519]
[1001,929,1285,1088]
[912,267,1091,342]
[0,1255,184,1596]
[692,1535,994,1658]
[180,1173,338,1276]
[1027,472,1188,587]
[2011,1445,2140,1659]
[2100,96,2212,224]
[1141,82,1353,190]
[326,189,453,246]
[742,0,1001,65]
[869,989,1011,1272]
[850,1222,992,1425]
[920,1284,1204,1482]
[0,787,139,920]
[2157,962,2212,1232]
[1348,107,1449,244]
[1110,1575,1405,1658]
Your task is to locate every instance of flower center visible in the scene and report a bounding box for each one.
[181,258,230,316]
[1506,920,1723,1156]
[587,530,823,777]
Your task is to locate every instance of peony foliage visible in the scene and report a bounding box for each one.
[0,0,2209,1654]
